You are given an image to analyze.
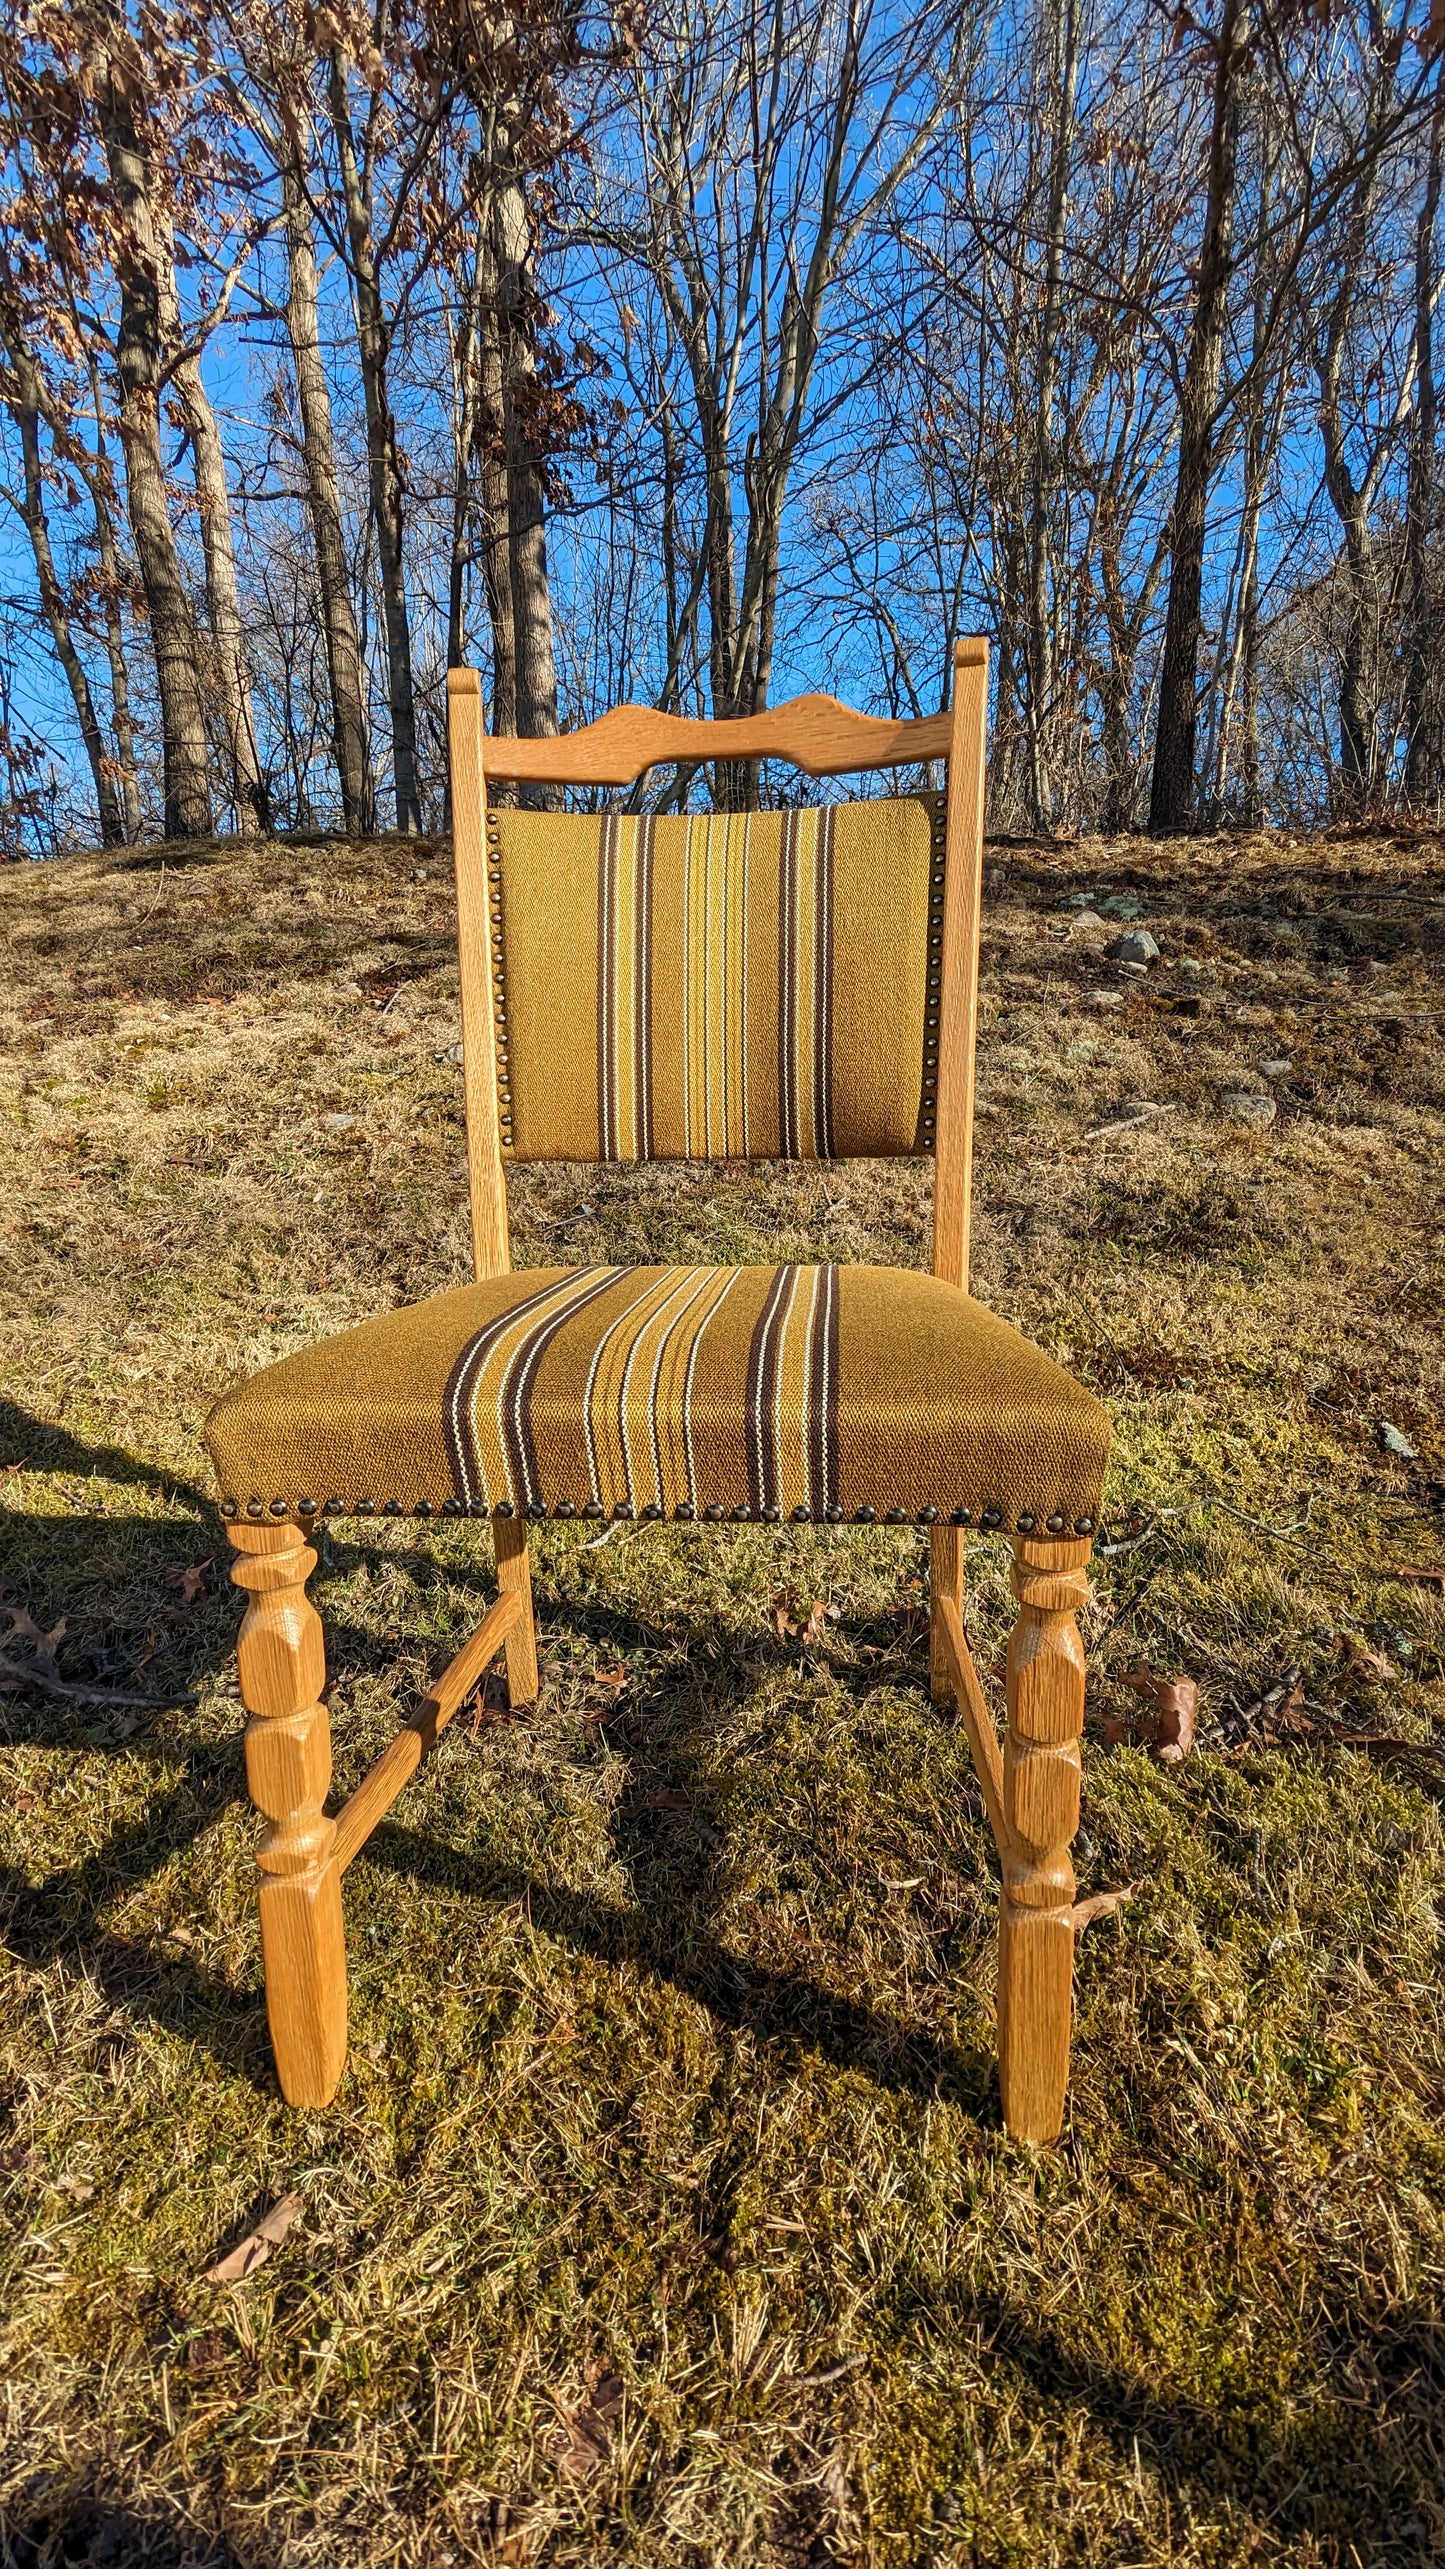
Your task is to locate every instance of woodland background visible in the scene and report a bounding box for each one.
[0,0,1443,857]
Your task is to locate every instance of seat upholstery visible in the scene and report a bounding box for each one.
[206,1262,1109,1533]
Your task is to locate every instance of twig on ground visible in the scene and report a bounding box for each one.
[0,1650,192,1710]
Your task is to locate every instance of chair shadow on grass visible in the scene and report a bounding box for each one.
[0,1405,997,2114]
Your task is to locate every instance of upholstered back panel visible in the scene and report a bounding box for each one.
[486,794,944,1162]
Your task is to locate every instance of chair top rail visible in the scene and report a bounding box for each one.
[468,686,956,785]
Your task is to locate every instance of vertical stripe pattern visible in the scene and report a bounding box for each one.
[443,1263,842,1519]
[591,807,837,1162]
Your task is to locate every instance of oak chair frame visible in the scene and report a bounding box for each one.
[226,639,1093,2142]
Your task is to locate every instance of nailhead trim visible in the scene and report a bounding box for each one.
[221,1492,1100,1539]
[484,809,515,1154]
[919,791,946,1153]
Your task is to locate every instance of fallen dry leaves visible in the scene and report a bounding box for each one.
[1114,1660,1199,1761]
[557,2367,623,2476]
[203,2192,303,2285]
[771,1589,836,1647]
[1071,1881,1142,1936]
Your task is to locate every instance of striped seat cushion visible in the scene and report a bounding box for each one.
[487,797,945,1162]
[206,1265,1109,1533]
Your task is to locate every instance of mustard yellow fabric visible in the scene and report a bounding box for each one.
[206,1264,1109,1531]
[489,798,943,1162]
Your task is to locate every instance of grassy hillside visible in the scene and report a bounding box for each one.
[1,822,1444,2567]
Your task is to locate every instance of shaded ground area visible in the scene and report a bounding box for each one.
[0,820,1443,2567]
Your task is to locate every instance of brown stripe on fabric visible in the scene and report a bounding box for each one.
[744,1262,795,1513]
[597,814,617,1162]
[777,813,798,1159]
[499,1267,631,1509]
[805,1261,840,1514]
[814,807,835,1159]
[637,814,655,1160]
[444,1270,620,1508]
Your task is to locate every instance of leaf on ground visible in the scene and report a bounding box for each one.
[1337,1632,1395,1684]
[203,2191,303,2284]
[638,1785,690,1813]
[1124,1660,1198,1760]
[1071,1881,1142,1935]
[168,1559,213,1608]
[772,1589,835,1646]
[5,1609,67,1678]
[557,2370,623,2475]
[1389,1564,1445,1589]
[1332,1732,1445,1765]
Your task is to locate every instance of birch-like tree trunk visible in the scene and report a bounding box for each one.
[327,40,421,831]
[280,132,373,834]
[91,19,212,838]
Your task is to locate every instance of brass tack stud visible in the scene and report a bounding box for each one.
[856,1506,876,1524]
[355,1498,376,1515]
[1047,1513,1066,1533]
[761,1504,781,1523]
[1075,1515,1096,1535]
[614,1503,634,1520]
[824,1505,844,1523]
[220,1499,237,1519]
[918,1506,938,1524]
[1017,1513,1036,1533]
[583,1501,604,1520]
[981,1509,1002,1529]
[675,1503,695,1520]
[885,1508,906,1524]
[792,1505,811,1523]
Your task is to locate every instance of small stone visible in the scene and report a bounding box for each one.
[1098,894,1143,919]
[1086,989,1124,1010]
[1107,930,1160,965]
[1259,1057,1292,1078]
[1058,891,1092,909]
[1378,1421,1418,1459]
[321,1112,357,1132]
[1220,1090,1277,1126]
[1069,910,1109,932]
[434,1043,464,1064]
[1178,959,1205,976]
[413,866,430,883]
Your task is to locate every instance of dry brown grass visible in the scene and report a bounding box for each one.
[1,821,1443,2568]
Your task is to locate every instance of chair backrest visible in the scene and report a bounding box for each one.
[447,643,988,1292]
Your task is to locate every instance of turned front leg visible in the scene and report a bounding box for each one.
[998,1534,1091,2142]
[228,1522,347,2108]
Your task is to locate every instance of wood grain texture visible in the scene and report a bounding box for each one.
[997,1533,1091,2143]
[930,1586,1009,1856]
[483,692,953,784]
[333,1589,523,1873]
[447,667,511,1282]
[932,638,989,1291]
[229,1523,347,2110]
[929,1523,963,1707]
[493,1512,538,1705]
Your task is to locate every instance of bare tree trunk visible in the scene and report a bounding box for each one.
[91,23,211,839]
[0,280,126,846]
[280,139,373,834]
[1404,60,1444,804]
[84,354,143,843]
[1025,0,1079,832]
[492,178,560,745]
[327,43,421,832]
[1148,0,1246,834]
[159,224,269,837]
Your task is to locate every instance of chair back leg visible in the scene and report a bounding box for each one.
[998,1533,1091,2142]
[493,1514,539,1705]
[228,1523,348,2108]
[928,1524,963,1706]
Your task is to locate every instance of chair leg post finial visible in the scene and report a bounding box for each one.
[228,1523,347,2109]
[998,1535,1091,2143]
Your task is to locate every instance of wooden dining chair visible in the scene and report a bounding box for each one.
[206,640,1110,2141]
